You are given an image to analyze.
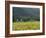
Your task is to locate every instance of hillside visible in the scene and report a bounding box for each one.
[13,7,40,22]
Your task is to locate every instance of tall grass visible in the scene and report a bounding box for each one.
[12,21,40,31]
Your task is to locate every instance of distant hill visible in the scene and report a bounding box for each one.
[13,7,40,22]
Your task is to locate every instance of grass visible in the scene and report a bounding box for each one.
[12,21,40,31]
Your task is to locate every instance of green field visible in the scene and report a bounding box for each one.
[12,21,40,31]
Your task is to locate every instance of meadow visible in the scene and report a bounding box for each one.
[12,21,40,31]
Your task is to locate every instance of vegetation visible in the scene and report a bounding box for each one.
[12,21,40,31]
[13,16,40,22]
[12,7,40,31]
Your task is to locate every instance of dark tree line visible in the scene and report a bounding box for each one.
[13,16,40,22]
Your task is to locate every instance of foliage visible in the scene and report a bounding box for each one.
[12,21,40,31]
[13,16,40,22]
